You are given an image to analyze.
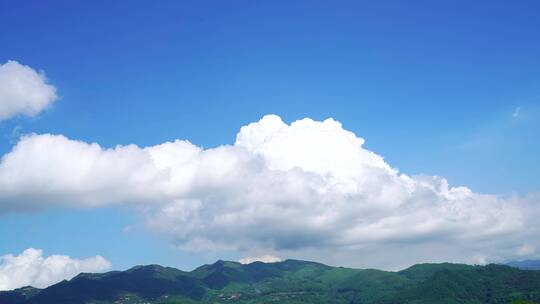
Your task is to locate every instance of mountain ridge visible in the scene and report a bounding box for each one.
[1,259,539,304]
[506,260,540,270]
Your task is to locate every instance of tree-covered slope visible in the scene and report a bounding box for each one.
[0,286,40,304]
[2,260,539,304]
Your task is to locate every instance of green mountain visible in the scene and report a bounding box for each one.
[1,260,539,304]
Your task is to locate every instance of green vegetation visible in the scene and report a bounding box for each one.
[1,260,539,304]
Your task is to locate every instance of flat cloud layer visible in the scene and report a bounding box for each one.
[0,60,57,121]
[0,115,538,269]
[0,248,111,290]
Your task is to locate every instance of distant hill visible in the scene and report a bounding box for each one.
[507,260,540,270]
[1,259,539,304]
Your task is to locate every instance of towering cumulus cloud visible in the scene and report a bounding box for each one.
[0,60,57,121]
[0,115,538,268]
[0,248,111,291]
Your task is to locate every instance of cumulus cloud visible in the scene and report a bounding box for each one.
[0,60,57,121]
[0,248,111,290]
[0,115,538,269]
[239,255,281,264]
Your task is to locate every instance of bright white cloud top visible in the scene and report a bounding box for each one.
[0,60,57,121]
[0,248,111,291]
[239,255,282,264]
[0,115,538,269]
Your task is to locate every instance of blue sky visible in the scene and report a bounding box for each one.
[0,0,539,279]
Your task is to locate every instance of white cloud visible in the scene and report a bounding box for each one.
[0,248,111,290]
[0,115,538,269]
[0,60,57,121]
[239,255,281,264]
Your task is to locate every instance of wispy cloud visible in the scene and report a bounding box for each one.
[512,106,521,118]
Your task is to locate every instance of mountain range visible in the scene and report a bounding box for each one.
[1,259,539,304]
[506,260,540,271]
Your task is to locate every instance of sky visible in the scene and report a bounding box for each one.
[0,0,540,291]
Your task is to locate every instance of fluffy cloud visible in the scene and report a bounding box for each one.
[0,60,57,121]
[0,248,111,290]
[239,255,282,264]
[0,115,538,269]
